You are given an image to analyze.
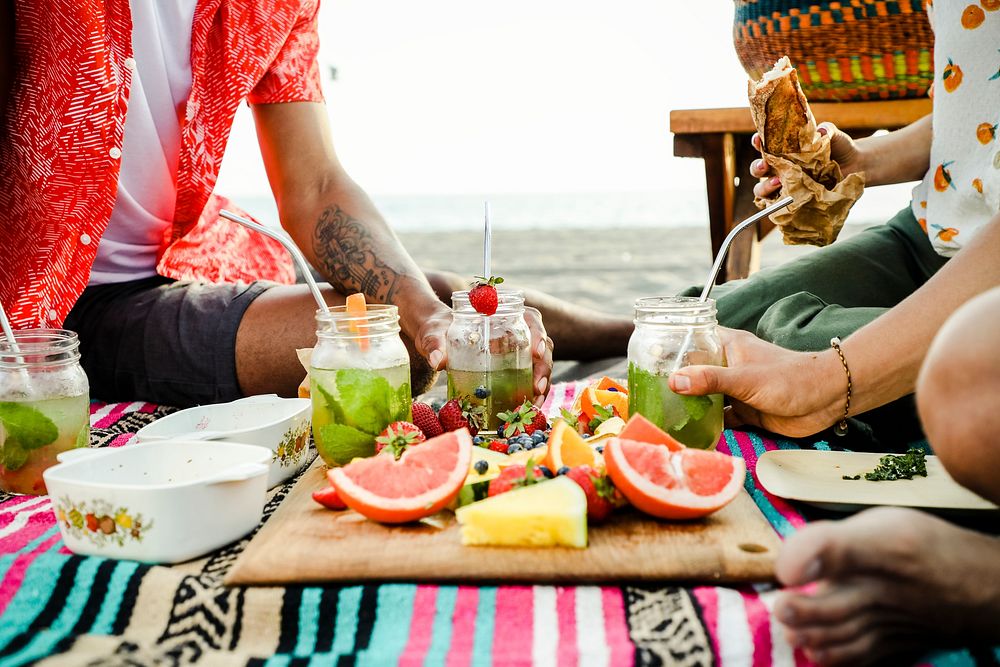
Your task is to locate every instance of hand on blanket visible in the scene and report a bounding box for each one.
[668,328,844,438]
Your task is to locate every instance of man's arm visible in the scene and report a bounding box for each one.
[252,101,451,366]
[669,214,1000,437]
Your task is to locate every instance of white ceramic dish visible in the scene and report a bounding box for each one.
[135,395,312,488]
[43,441,271,564]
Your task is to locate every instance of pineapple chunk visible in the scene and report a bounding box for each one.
[455,477,587,548]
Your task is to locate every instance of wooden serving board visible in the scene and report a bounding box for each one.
[225,460,781,586]
[756,450,999,513]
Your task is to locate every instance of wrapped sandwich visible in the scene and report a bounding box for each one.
[748,57,865,246]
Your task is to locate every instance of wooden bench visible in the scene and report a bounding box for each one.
[670,99,932,282]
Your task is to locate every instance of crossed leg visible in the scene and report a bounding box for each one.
[772,286,1000,665]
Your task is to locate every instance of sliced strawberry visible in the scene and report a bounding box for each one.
[487,463,545,497]
[313,484,348,510]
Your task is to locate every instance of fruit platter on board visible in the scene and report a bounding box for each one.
[225,289,781,587]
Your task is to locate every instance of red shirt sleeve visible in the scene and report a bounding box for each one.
[248,0,324,104]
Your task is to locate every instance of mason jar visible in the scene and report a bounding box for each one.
[446,289,532,431]
[0,329,90,495]
[310,304,411,466]
[627,297,725,449]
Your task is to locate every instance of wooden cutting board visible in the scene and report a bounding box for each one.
[756,450,999,513]
[225,459,781,586]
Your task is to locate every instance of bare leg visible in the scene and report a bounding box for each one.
[234,284,437,398]
[424,269,633,360]
[772,286,1000,666]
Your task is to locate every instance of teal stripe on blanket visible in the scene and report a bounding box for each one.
[294,587,323,656]
[0,555,67,650]
[356,584,417,666]
[424,586,458,665]
[927,649,977,666]
[15,526,59,556]
[722,431,794,537]
[2,557,101,665]
[89,560,140,635]
[471,587,497,666]
[332,586,362,658]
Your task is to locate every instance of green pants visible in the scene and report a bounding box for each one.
[684,207,949,449]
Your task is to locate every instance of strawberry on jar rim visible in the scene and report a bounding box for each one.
[469,275,504,316]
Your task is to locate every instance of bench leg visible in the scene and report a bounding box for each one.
[702,133,762,283]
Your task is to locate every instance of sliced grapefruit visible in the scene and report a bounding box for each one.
[618,414,684,451]
[544,420,600,471]
[329,428,472,523]
[595,376,628,393]
[345,293,370,351]
[604,437,744,520]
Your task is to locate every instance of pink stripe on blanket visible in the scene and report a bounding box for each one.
[92,402,130,429]
[740,589,773,667]
[692,587,722,662]
[0,501,55,553]
[492,586,534,665]
[602,587,634,667]
[0,530,62,616]
[730,431,807,532]
[399,585,438,666]
[555,587,578,666]
[445,586,479,667]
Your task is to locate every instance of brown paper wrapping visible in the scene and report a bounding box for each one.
[748,58,865,246]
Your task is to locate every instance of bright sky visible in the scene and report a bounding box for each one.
[216,0,751,197]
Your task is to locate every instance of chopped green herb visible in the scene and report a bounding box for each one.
[844,448,928,482]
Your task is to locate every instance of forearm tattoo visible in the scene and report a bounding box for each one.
[312,205,401,302]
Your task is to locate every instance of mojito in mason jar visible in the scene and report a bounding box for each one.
[310,304,412,466]
[627,297,724,449]
[446,289,533,431]
[0,329,90,495]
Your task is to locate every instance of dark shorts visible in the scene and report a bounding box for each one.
[64,276,274,407]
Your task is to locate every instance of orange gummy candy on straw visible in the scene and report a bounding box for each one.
[345,293,370,352]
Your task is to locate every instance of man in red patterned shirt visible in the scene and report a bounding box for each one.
[0,2,629,406]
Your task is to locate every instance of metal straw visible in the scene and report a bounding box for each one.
[220,210,330,316]
[671,195,794,373]
[0,302,20,357]
[482,201,492,354]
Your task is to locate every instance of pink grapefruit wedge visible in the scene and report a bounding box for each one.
[604,437,744,520]
[329,428,472,523]
[617,414,684,451]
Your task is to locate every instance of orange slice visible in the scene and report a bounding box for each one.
[544,420,600,471]
[604,437,744,520]
[618,414,684,452]
[345,293,370,352]
[595,376,628,393]
[577,387,629,421]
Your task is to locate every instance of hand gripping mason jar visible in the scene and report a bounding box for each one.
[446,289,533,431]
[627,297,725,449]
[310,304,411,466]
[0,329,90,495]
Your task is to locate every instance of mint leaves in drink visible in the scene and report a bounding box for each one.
[0,402,59,471]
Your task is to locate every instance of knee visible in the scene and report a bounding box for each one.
[424,270,468,305]
[917,288,1000,499]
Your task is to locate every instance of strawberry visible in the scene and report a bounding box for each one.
[487,462,545,497]
[488,439,510,454]
[565,465,625,522]
[375,421,426,459]
[411,402,443,438]
[313,485,348,510]
[438,397,487,436]
[497,400,547,438]
[469,275,504,316]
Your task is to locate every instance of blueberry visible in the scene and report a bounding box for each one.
[595,445,605,454]
[581,434,590,439]
[473,436,483,445]
[538,466,554,478]
[606,387,619,392]
[473,459,489,474]
[557,466,571,476]
[508,444,523,453]
[532,431,545,443]
[474,385,491,399]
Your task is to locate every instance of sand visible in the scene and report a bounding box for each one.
[398,224,871,317]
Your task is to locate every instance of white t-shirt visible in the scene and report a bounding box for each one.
[88,0,198,285]
[910,3,1000,257]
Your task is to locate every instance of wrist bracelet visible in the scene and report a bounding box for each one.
[830,337,852,436]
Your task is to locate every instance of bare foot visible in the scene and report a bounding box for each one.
[774,506,1000,666]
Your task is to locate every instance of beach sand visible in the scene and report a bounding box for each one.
[399,223,871,317]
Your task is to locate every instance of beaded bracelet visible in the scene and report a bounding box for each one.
[830,337,852,436]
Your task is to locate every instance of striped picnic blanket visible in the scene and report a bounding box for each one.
[0,384,988,666]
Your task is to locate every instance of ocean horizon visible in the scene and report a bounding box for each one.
[227,185,916,234]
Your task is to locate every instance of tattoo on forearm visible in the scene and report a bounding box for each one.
[312,205,401,302]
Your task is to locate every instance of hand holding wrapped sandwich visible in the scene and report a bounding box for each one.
[748,57,866,246]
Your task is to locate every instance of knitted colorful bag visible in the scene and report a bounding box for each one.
[733,0,934,101]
